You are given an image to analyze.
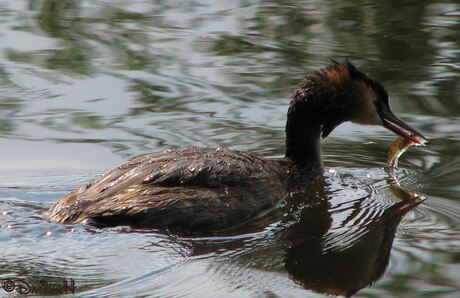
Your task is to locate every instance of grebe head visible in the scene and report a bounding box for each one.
[285,60,426,166]
[290,60,426,145]
[341,60,426,145]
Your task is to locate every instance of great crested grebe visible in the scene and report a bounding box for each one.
[46,61,426,233]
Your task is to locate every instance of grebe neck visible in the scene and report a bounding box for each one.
[284,98,323,171]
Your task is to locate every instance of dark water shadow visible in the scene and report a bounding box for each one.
[283,172,424,297]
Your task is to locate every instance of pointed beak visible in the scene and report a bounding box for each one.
[381,112,427,146]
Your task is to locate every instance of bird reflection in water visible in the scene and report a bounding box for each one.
[184,170,425,297]
[284,170,424,297]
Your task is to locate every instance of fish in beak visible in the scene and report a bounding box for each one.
[381,112,427,146]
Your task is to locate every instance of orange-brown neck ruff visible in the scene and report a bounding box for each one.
[312,62,353,91]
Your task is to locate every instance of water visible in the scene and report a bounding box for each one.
[0,0,458,297]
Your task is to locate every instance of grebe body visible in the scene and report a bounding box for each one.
[47,61,426,233]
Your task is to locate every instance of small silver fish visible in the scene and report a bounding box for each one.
[387,134,426,168]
